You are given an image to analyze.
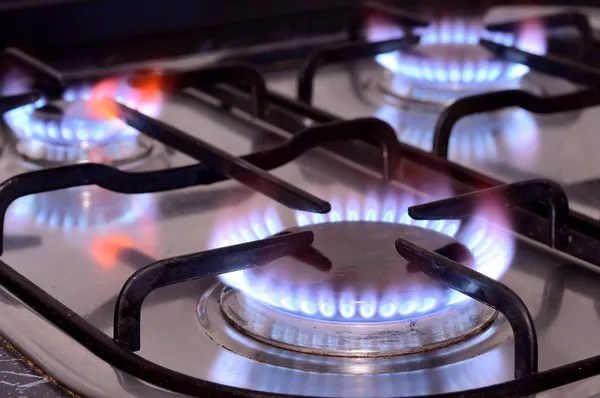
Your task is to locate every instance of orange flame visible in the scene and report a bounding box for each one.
[88,79,119,120]
[133,72,162,104]
[87,73,164,121]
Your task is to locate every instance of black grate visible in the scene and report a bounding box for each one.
[431,89,600,158]
[2,4,600,398]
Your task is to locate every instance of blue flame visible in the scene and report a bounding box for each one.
[370,19,547,86]
[208,341,508,395]
[3,78,161,146]
[210,189,514,322]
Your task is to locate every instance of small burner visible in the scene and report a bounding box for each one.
[367,18,546,108]
[376,20,526,88]
[3,79,161,168]
[220,221,497,357]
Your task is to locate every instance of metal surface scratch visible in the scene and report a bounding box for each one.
[0,336,71,397]
[1,370,46,378]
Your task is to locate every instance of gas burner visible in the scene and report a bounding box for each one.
[219,221,497,357]
[210,188,514,356]
[3,79,161,168]
[367,18,546,107]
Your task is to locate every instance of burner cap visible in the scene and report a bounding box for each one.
[220,221,497,357]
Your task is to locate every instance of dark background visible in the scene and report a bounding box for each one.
[1,0,599,68]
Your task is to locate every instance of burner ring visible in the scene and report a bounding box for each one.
[221,288,496,357]
[200,283,505,375]
[220,222,498,356]
[380,42,526,90]
[220,221,507,321]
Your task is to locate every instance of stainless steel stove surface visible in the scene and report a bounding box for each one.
[2,2,600,398]
[267,6,600,218]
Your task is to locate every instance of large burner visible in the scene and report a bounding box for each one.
[211,187,514,356]
[220,221,497,356]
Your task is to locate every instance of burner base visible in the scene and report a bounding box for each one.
[217,221,500,357]
[221,286,496,357]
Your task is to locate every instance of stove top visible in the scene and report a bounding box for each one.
[2,2,600,398]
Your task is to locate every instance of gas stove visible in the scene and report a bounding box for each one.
[2,2,600,397]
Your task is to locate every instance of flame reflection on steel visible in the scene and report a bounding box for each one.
[7,189,154,230]
[207,338,509,394]
[368,18,547,86]
[89,211,157,271]
[90,223,157,271]
[3,77,162,146]
[209,187,515,321]
[497,109,539,166]
[376,106,539,166]
[91,233,136,270]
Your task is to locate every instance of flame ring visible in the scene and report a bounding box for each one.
[210,191,514,322]
[375,21,534,87]
[3,80,160,146]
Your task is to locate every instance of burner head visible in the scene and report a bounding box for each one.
[220,221,497,356]
[3,79,161,168]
